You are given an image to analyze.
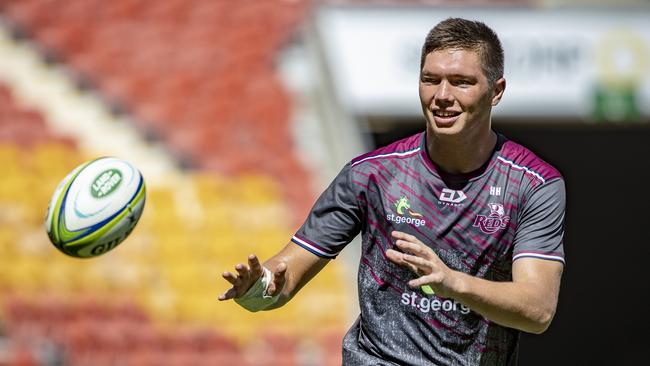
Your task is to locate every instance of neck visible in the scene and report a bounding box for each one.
[426,127,497,175]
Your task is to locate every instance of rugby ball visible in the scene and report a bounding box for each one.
[45,157,146,258]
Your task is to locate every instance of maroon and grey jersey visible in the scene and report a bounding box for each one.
[292,132,565,365]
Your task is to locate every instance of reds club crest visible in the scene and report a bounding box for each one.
[473,203,510,234]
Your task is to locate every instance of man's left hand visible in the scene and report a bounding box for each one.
[386,230,458,297]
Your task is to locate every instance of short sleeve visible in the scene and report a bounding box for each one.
[512,178,566,265]
[292,163,365,259]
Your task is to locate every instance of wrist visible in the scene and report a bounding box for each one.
[443,269,467,298]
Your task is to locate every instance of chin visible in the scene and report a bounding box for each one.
[428,120,465,137]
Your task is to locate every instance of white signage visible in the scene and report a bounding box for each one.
[315,7,650,119]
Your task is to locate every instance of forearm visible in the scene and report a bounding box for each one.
[387,232,564,334]
[445,271,558,334]
[260,243,329,310]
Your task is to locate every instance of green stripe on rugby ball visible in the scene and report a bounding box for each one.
[46,160,93,247]
[45,157,146,258]
[64,182,145,251]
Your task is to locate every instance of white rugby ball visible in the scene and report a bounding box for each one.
[45,157,146,258]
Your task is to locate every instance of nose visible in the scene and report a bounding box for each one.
[434,80,453,106]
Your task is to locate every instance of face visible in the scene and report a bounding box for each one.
[419,48,505,138]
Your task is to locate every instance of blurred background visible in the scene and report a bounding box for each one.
[0,0,648,365]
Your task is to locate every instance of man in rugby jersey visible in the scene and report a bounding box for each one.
[219,18,565,365]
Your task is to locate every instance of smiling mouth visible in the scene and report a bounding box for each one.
[434,110,461,118]
[432,110,461,126]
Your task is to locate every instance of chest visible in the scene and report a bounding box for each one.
[366,169,523,270]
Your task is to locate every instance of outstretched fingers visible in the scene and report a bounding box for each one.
[395,239,424,256]
[391,231,422,244]
[400,252,431,273]
[218,254,263,301]
[218,286,237,301]
[248,254,263,278]
[386,249,420,274]
[221,270,238,285]
[235,263,251,283]
[392,231,431,258]
[218,268,243,301]
[408,275,434,288]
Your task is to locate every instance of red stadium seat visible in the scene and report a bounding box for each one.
[0,3,349,364]
[1,0,313,210]
[0,84,74,148]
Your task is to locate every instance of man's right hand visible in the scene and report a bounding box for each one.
[218,254,287,301]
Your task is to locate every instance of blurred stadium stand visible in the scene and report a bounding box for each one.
[0,0,351,365]
[0,0,315,216]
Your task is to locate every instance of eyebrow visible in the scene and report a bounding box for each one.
[421,71,474,77]
[420,72,478,81]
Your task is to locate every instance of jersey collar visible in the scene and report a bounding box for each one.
[418,132,506,187]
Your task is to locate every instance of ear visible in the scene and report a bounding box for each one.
[491,78,506,106]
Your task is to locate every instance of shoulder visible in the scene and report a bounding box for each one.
[350,132,423,168]
[496,138,563,186]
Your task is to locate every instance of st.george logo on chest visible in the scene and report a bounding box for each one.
[386,196,427,228]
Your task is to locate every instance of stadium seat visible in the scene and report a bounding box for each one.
[0,2,349,364]
[1,0,315,208]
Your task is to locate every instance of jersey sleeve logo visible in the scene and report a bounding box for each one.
[473,203,511,234]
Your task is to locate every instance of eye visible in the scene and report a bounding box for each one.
[451,79,470,86]
[420,76,439,85]
[451,78,475,87]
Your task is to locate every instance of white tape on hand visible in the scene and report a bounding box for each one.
[234,267,280,312]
